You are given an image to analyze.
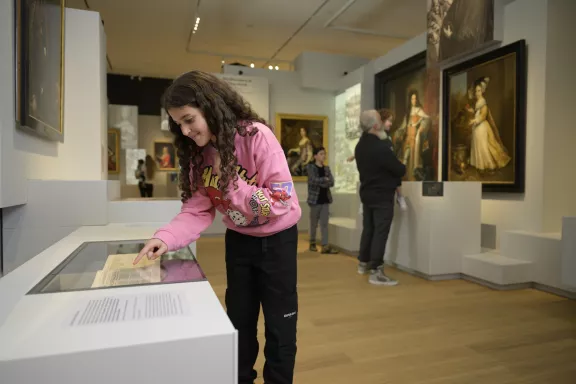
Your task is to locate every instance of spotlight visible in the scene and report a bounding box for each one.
[275,66,279,70]
[268,65,273,70]
[222,60,225,64]
[250,63,255,68]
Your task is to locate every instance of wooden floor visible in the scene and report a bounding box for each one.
[196,236,576,384]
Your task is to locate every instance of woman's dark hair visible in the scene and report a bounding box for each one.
[145,155,156,180]
[162,71,266,202]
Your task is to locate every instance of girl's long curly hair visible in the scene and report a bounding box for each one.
[162,71,266,202]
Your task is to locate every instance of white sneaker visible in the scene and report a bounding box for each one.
[397,195,408,211]
[369,269,398,286]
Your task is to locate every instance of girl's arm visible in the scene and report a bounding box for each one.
[225,150,295,218]
[223,124,297,218]
[153,191,216,251]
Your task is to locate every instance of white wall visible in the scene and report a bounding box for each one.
[1,8,107,208]
[542,0,576,232]
[222,65,336,199]
[215,74,270,121]
[295,51,369,92]
[481,0,549,244]
[0,0,26,207]
[2,180,109,273]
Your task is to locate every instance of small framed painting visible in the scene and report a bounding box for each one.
[107,128,120,174]
[275,113,328,182]
[153,141,178,171]
[442,40,527,193]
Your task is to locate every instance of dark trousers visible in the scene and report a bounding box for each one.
[138,182,153,198]
[358,193,395,270]
[225,225,298,384]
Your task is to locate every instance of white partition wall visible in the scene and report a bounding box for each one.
[2,8,108,272]
[2,180,109,273]
[1,7,107,209]
[215,74,270,121]
[561,217,576,288]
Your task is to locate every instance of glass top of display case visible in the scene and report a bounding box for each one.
[28,240,206,294]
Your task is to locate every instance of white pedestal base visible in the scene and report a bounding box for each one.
[385,182,482,276]
[561,217,576,288]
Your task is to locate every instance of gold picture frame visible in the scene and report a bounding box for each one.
[153,140,178,171]
[107,128,120,174]
[275,113,328,182]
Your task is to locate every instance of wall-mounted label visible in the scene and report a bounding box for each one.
[422,181,444,197]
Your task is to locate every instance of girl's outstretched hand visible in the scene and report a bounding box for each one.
[133,238,168,265]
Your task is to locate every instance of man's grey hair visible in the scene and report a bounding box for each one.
[359,110,381,133]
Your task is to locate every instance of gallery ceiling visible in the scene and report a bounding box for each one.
[66,0,427,79]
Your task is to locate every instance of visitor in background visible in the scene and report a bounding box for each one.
[354,109,406,286]
[306,146,338,254]
[135,157,155,198]
[133,71,301,384]
[136,159,148,197]
[346,109,407,210]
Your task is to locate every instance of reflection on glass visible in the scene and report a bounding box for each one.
[28,240,205,294]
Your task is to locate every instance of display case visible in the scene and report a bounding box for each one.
[0,227,236,384]
[28,240,205,294]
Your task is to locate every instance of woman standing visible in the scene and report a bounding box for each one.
[133,71,301,384]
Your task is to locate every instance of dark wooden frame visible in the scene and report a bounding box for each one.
[374,51,426,109]
[16,0,66,142]
[442,39,527,193]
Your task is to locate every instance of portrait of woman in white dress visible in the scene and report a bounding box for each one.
[467,77,511,172]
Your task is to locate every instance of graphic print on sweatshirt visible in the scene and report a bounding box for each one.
[202,164,272,227]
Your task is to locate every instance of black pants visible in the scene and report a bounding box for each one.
[225,225,298,384]
[138,182,153,198]
[358,193,395,270]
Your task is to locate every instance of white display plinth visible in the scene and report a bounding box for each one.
[0,225,237,384]
[385,182,482,276]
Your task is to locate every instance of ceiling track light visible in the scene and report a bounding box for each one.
[193,16,200,34]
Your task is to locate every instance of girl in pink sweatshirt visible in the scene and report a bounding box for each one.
[133,71,301,384]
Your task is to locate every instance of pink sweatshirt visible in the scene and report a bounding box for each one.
[153,122,302,251]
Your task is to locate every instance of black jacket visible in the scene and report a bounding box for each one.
[354,133,406,206]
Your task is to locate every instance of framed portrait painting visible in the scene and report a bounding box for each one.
[107,128,120,174]
[16,0,66,142]
[275,113,328,181]
[375,51,438,182]
[153,141,178,171]
[442,39,526,193]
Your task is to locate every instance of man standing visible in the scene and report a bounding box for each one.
[354,110,406,285]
